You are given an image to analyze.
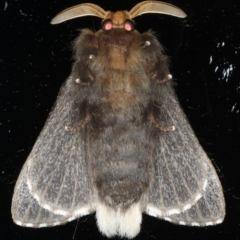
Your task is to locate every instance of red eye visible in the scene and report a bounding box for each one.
[102,20,112,31]
[124,20,135,31]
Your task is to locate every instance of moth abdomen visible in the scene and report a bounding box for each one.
[94,148,152,208]
[96,202,142,238]
[91,129,153,238]
[87,120,153,203]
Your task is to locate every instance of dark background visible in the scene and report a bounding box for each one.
[1,0,239,239]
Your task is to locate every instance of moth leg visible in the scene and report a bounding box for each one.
[150,58,172,83]
[141,40,151,48]
[148,114,175,131]
[75,78,90,86]
[65,114,92,132]
[156,74,172,84]
[73,61,95,85]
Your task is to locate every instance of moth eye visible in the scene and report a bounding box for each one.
[124,20,135,31]
[102,19,113,31]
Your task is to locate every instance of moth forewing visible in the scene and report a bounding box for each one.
[12,76,94,226]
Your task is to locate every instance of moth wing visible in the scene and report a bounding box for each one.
[162,160,225,226]
[12,77,94,227]
[11,160,81,227]
[145,86,225,224]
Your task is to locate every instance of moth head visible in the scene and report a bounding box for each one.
[51,1,187,29]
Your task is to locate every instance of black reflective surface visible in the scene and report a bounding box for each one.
[1,0,239,239]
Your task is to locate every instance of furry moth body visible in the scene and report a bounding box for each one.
[12,1,225,239]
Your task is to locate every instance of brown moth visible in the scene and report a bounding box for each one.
[12,1,225,239]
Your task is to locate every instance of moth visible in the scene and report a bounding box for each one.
[12,1,225,239]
